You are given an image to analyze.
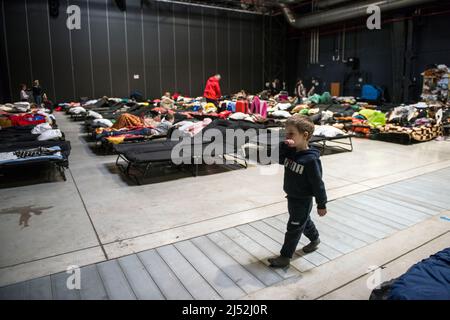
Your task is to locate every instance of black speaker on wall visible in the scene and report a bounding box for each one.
[115,0,126,11]
[48,0,60,17]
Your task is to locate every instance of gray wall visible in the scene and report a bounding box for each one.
[0,0,265,103]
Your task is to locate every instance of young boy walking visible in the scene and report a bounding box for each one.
[269,115,328,268]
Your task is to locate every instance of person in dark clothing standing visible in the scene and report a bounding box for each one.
[268,115,328,268]
[270,79,281,96]
[32,80,43,105]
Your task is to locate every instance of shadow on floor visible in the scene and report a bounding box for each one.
[0,163,65,189]
[320,146,354,156]
[104,161,252,186]
[79,135,169,157]
[77,134,116,157]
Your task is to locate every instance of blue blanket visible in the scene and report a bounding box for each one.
[388,247,450,300]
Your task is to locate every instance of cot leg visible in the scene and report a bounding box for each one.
[47,164,53,182]
[61,169,67,181]
[191,163,199,177]
[57,164,67,181]
[126,162,132,176]
[191,156,201,176]
[142,163,152,180]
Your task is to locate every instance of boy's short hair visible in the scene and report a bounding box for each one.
[165,113,174,121]
[285,115,315,140]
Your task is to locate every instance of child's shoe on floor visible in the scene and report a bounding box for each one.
[302,238,320,253]
[268,256,290,268]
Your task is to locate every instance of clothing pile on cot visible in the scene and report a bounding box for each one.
[0,101,71,180]
[113,118,269,183]
[58,92,360,151]
[57,87,448,149]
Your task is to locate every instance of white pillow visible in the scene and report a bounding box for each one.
[83,99,98,106]
[276,102,291,110]
[0,105,13,112]
[14,102,30,108]
[313,125,345,138]
[69,106,86,114]
[37,129,62,141]
[13,102,30,112]
[229,112,248,120]
[87,110,103,119]
[93,118,113,127]
[32,123,52,134]
[272,110,291,118]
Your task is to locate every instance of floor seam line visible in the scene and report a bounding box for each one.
[0,244,102,271]
[68,168,108,260]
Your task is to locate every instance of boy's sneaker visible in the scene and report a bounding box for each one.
[268,256,290,268]
[302,238,320,253]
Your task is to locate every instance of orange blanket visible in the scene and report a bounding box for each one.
[112,113,143,129]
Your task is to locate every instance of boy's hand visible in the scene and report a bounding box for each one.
[317,208,327,217]
[284,139,295,147]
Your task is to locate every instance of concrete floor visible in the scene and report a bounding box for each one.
[2,168,449,300]
[1,112,450,297]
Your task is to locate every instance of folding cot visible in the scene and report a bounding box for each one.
[83,104,153,132]
[113,119,259,184]
[0,125,65,144]
[67,98,109,120]
[250,129,354,158]
[0,140,71,181]
[309,134,354,153]
[69,98,138,122]
[0,125,40,143]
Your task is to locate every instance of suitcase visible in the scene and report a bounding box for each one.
[235,100,249,113]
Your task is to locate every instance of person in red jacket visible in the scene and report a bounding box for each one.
[203,74,222,108]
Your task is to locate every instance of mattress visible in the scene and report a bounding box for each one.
[0,146,64,165]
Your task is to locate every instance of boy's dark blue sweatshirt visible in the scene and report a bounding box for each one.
[278,142,327,209]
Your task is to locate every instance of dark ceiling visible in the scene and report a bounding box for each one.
[150,0,284,14]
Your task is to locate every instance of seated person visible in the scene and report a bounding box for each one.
[20,84,30,102]
[42,93,54,113]
[160,92,175,109]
